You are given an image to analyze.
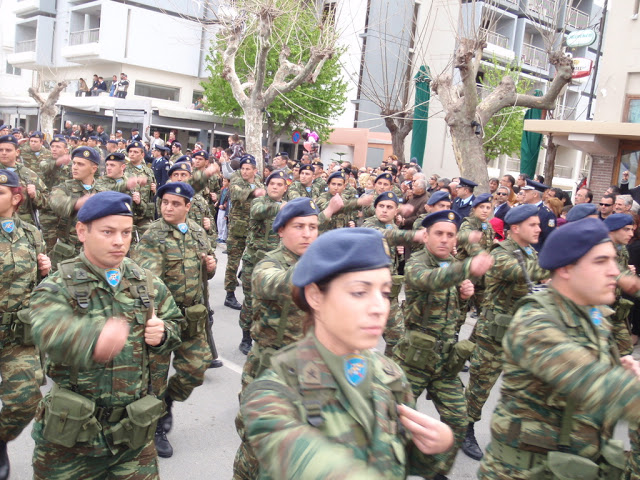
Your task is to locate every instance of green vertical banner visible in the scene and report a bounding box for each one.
[410,65,431,168]
[520,89,544,178]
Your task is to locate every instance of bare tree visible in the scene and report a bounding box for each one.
[216,0,337,170]
[28,82,69,139]
[431,0,574,191]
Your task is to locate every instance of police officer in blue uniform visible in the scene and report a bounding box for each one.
[151,146,170,189]
[452,177,477,219]
[521,178,556,251]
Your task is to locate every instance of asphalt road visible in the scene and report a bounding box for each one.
[6,243,633,479]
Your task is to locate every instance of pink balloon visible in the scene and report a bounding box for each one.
[303,141,312,152]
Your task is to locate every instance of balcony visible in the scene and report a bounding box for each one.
[7,16,54,69]
[13,0,56,18]
[62,28,102,61]
[521,43,549,69]
[69,28,100,46]
[526,0,557,23]
[480,28,509,49]
[565,6,589,29]
[15,39,36,53]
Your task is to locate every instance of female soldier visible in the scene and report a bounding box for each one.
[241,228,453,479]
[0,168,50,477]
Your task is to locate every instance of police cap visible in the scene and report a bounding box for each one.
[458,177,478,189]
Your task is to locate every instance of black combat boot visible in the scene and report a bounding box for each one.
[433,474,449,480]
[461,422,483,460]
[209,358,223,368]
[239,330,252,355]
[154,422,173,458]
[0,440,9,480]
[161,395,173,433]
[224,291,242,310]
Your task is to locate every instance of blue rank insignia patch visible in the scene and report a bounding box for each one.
[590,307,603,326]
[1,220,14,233]
[177,223,188,234]
[105,269,121,287]
[524,246,534,256]
[439,262,450,268]
[482,223,487,230]
[344,354,367,387]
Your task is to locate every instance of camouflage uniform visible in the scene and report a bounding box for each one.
[0,217,45,446]
[13,163,47,228]
[286,181,320,200]
[94,176,130,194]
[392,248,477,476]
[315,192,360,232]
[241,331,434,479]
[239,195,282,333]
[225,175,264,292]
[478,287,640,480]
[38,158,71,250]
[466,239,548,425]
[124,163,155,237]
[312,177,326,195]
[612,244,635,355]
[19,144,51,176]
[233,244,306,480]
[29,253,182,479]
[191,170,220,237]
[133,218,215,401]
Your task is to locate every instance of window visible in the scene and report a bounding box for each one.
[624,95,640,123]
[192,91,204,110]
[5,62,21,76]
[134,81,180,102]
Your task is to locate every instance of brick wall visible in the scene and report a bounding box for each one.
[589,154,615,199]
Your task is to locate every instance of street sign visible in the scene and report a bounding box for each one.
[566,29,597,48]
[572,57,593,78]
[292,131,300,144]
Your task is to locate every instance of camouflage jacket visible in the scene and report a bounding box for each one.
[246,195,282,258]
[251,245,304,348]
[457,215,494,261]
[30,254,182,453]
[313,177,327,194]
[94,176,130,194]
[315,193,360,232]
[361,217,416,276]
[287,181,319,201]
[124,163,155,225]
[241,331,432,479]
[189,193,215,239]
[39,157,70,191]
[0,216,45,316]
[480,239,549,316]
[12,163,48,226]
[133,218,215,309]
[490,287,640,461]
[191,170,221,206]
[20,144,52,174]
[229,176,264,237]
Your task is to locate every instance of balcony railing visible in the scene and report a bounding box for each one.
[566,6,589,29]
[480,28,509,49]
[527,0,557,20]
[15,39,36,53]
[69,28,99,46]
[555,164,573,178]
[555,103,577,120]
[506,157,521,172]
[521,43,549,68]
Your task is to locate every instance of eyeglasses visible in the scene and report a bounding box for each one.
[495,192,508,196]
[599,203,613,207]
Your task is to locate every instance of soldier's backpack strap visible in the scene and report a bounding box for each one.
[59,260,92,313]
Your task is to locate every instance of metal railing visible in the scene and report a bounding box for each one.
[555,103,577,120]
[521,43,549,68]
[554,164,573,178]
[506,157,521,172]
[68,28,99,46]
[480,28,509,49]
[527,0,557,19]
[566,6,589,29]
[15,39,36,53]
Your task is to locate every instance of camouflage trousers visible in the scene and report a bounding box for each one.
[383,281,405,356]
[239,253,256,332]
[478,440,543,479]
[393,356,468,476]
[224,234,246,292]
[613,299,634,356]
[466,324,503,423]
[626,425,640,480]
[39,211,59,253]
[0,341,42,442]
[32,433,159,480]
[152,328,212,402]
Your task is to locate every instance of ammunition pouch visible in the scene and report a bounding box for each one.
[391,275,404,300]
[615,298,634,322]
[2,310,34,346]
[183,304,208,340]
[446,340,475,375]
[108,395,164,450]
[485,309,512,342]
[50,239,76,266]
[547,451,599,480]
[229,219,249,237]
[256,346,276,378]
[403,330,451,370]
[42,385,100,448]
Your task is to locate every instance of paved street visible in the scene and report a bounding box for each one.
[6,243,633,479]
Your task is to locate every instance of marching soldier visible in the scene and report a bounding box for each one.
[19,131,51,175]
[413,191,453,230]
[39,137,71,250]
[287,164,318,200]
[124,141,156,238]
[315,171,372,231]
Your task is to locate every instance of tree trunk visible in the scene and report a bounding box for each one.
[391,130,409,164]
[543,135,557,187]
[28,81,68,140]
[244,105,265,172]
[449,123,490,193]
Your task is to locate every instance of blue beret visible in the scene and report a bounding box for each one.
[375,173,393,184]
[29,131,44,139]
[0,135,18,146]
[277,152,289,157]
[421,210,461,229]
[604,213,634,232]
[71,146,100,165]
[239,154,256,167]
[175,155,191,164]
[374,191,399,207]
[0,169,20,188]
[11,129,21,135]
[70,136,80,141]
[266,170,287,185]
[385,165,398,175]
[105,152,126,162]
[539,218,611,270]
[168,162,192,176]
[458,177,478,188]
[566,203,598,222]
[157,181,195,201]
[171,142,182,149]
[427,190,452,206]
[472,193,492,207]
[193,150,209,160]
[88,135,99,141]
[328,171,346,182]
[107,140,118,145]
[126,141,144,151]
[0,125,9,131]
[299,164,313,173]
[272,197,319,232]
[77,192,133,223]
[51,136,67,145]
[292,228,391,287]
[504,204,539,226]
[522,178,549,193]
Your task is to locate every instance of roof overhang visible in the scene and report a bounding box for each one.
[524,120,640,156]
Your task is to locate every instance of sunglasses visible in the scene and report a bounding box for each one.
[599,203,613,207]
[495,192,508,196]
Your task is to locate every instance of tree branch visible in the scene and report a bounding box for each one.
[252,3,277,103]
[221,21,250,106]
